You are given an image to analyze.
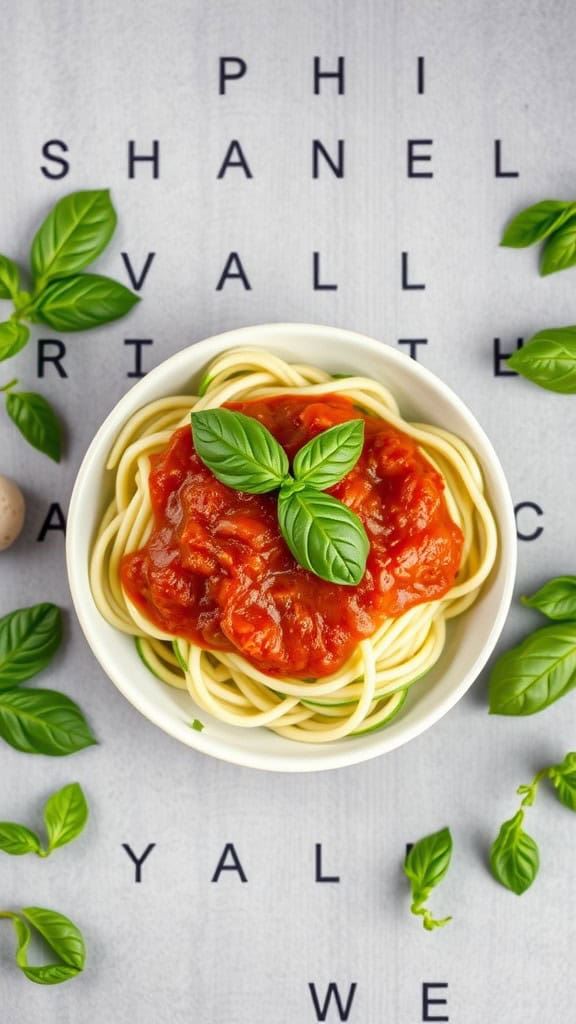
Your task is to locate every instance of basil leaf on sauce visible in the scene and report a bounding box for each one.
[489,622,576,715]
[292,419,364,490]
[30,189,116,289]
[403,827,453,930]
[191,407,289,493]
[500,200,575,249]
[277,485,369,586]
[0,603,62,689]
[0,689,97,756]
[489,810,539,895]
[32,274,139,332]
[522,576,576,620]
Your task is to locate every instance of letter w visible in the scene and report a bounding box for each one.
[308,982,357,1021]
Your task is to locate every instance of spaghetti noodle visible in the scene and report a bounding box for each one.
[90,348,497,743]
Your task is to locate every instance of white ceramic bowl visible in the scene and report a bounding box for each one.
[67,324,516,772]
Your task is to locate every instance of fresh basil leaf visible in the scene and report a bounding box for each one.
[0,321,29,362]
[500,200,575,248]
[30,189,116,287]
[404,827,453,930]
[548,752,576,811]
[44,782,88,852]
[0,255,20,300]
[0,822,42,856]
[6,390,61,461]
[0,688,97,756]
[507,328,576,393]
[22,907,85,971]
[0,909,82,985]
[0,603,62,689]
[541,219,576,275]
[490,810,539,894]
[489,622,576,715]
[191,408,289,493]
[278,486,369,585]
[32,274,139,331]
[522,576,576,620]
[292,419,364,490]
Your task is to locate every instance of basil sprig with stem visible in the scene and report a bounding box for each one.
[490,752,576,895]
[0,782,88,857]
[191,409,369,585]
[403,827,453,931]
[0,906,85,985]
[0,603,96,755]
[489,575,576,716]
[0,189,139,459]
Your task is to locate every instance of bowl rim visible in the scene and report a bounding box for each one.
[66,322,517,772]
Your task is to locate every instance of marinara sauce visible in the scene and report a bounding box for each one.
[121,394,464,679]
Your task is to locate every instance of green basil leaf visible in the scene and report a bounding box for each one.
[0,688,97,756]
[191,408,289,493]
[0,255,20,300]
[44,782,88,852]
[6,390,61,461]
[22,907,85,971]
[541,219,576,275]
[278,486,369,585]
[0,603,62,689]
[522,576,576,620]
[292,419,364,490]
[0,908,82,985]
[404,827,453,902]
[30,189,116,287]
[32,274,139,332]
[0,822,42,856]
[0,321,30,362]
[21,964,80,985]
[490,810,539,894]
[507,328,576,394]
[548,752,576,811]
[404,827,453,930]
[489,622,576,715]
[500,200,575,248]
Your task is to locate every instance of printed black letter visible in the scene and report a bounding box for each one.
[493,337,523,376]
[401,252,426,290]
[121,253,156,291]
[211,843,248,882]
[217,141,253,179]
[313,57,345,95]
[128,140,160,179]
[312,140,345,179]
[122,843,156,883]
[315,843,340,883]
[398,338,427,360]
[216,252,251,291]
[407,140,433,178]
[422,982,449,1022]
[125,338,153,378]
[41,140,69,180]
[494,140,519,178]
[219,57,247,94]
[515,502,544,541]
[37,503,66,541]
[37,339,67,379]
[308,983,357,1022]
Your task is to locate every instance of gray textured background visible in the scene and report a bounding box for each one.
[1,0,576,1020]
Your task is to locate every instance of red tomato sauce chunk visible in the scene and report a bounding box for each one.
[121,394,464,679]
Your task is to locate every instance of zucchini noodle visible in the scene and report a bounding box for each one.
[90,348,497,743]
